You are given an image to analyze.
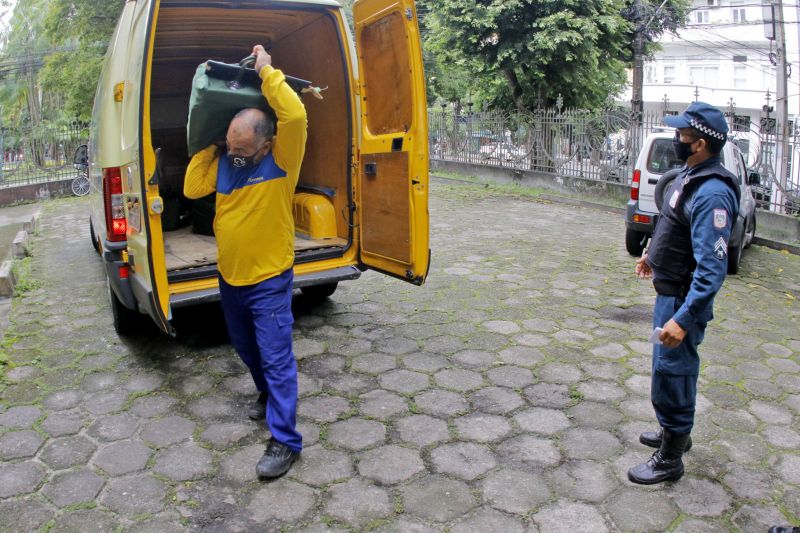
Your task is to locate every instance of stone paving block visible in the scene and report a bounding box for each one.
[0,405,42,428]
[775,454,800,484]
[50,510,121,533]
[0,429,44,459]
[0,498,54,531]
[430,442,497,480]
[481,468,550,514]
[5,365,41,382]
[538,362,583,384]
[402,476,476,522]
[359,390,408,420]
[186,395,239,420]
[672,518,729,533]
[550,460,619,503]
[323,478,393,528]
[153,443,214,481]
[470,386,525,415]
[351,354,397,375]
[39,435,96,470]
[576,380,627,402]
[83,390,129,415]
[93,440,153,476]
[327,418,386,450]
[378,369,430,394]
[454,413,512,443]
[200,422,256,449]
[486,365,533,388]
[140,415,196,447]
[298,394,351,423]
[434,368,484,392]
[749,400,794,425]
[451,508,526,533]
[497,435,561,468]
[358,444,424,485]
[561,428,622,461]
[377,518,438,533]
[327,373,376,395]
[125,372,165,393]
[374,336,418,355]
[512,407,570,435]
[247,478,316,523]
[395,414,449,447]
[88,413,140,442]
[292,445,353,487]
[220,443,264,484]
[174,374,215,396]
[715,431,769,465]
[731,504,790,533]
[81,371,118,392]
[670,478,733,517]
[452,350,495,370]
[402,353,449,373]
[100,474,167,516]
[0,462,47,498]
[532,501,609,533]
[606,488,678,532]
[42,468,105,508]
[414,389,469,417]
[722,464,774,500]
[524,383,572,408]
[497,345,545,367]
[130,393,178,418]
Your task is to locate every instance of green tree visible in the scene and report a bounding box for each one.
[420,0,689,112]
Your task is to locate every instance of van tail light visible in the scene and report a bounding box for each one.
[633,214,651,224]
[630,169,641,201]
[103,167,127,242]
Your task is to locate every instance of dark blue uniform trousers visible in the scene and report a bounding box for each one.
[651,294,708,435]
[219,269,302,452]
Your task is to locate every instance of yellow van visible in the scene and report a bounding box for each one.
[87,0,429,335]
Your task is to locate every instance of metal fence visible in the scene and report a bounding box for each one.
[429,107,800,216]
[0,121,89,188]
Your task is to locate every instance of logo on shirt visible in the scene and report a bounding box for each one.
[713,208,727,229]
[246,176,265,184]
[714,237,727,260]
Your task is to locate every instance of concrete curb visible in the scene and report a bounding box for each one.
[0,212,39,297]
[432,173,800,256]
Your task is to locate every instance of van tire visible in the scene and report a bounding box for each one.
[109,281,140,335]
[654,168,682,212]
[300,282,338,301]
[727,228,744,275]
[625,228,646,256]
[744,214,756,249]
[89,218,100,254]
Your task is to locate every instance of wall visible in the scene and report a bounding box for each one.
[0,179,77,206]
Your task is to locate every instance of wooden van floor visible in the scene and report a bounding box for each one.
[163,227,347,272]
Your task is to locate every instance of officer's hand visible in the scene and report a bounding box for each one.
[252,45,272,74]
[635,255,652,279]
[660,319,686,348]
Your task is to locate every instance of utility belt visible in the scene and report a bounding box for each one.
[653,279,691,298]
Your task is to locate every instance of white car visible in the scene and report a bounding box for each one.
[479,142,526,162]
[625,129,759,274]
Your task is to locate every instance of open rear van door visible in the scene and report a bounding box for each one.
[353,0,430,285]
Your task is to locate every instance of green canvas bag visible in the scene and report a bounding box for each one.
[186,57,312,156]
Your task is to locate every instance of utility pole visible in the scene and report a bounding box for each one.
[631,0,646,158]
[773,0,789,212]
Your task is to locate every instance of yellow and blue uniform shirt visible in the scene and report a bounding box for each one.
[184,65,308,286]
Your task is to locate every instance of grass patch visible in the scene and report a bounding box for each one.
[12,256,41,296]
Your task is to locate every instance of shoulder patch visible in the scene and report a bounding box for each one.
[714,237,727,260]
[713,208,727,229]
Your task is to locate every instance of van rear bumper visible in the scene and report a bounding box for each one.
[626,201,657,234]
[169,265,362,309]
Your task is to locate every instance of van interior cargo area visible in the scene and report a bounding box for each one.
[148,2,352,274]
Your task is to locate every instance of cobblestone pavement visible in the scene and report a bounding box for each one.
[0,181,799,532]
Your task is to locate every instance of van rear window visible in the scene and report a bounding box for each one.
[646,139,684,174]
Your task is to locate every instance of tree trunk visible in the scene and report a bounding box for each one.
[503,68,527,115]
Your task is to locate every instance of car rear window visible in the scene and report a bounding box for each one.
[646,139,684,174]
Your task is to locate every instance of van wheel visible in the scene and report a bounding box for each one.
[108,281,140,335]
[89,218,100,253]
[625,228,646,256]
[744,215,756,249]
[727,231,744,275]
[300,282,338,301]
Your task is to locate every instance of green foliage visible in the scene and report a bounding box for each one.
[420,0,690,112]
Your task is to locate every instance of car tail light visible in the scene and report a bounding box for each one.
[118,265,130,279]
[631,169,641,201]
[633,214,651,224]
[103,167,127,242]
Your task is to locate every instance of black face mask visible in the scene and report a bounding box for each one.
[231,152,259,168]
[672,134,697,163]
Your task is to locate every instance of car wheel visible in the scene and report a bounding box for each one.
[89,217,100,253]
[108,280,140,336]
[300,282,338,302]
[744,214,756,249]
[654,168,682,212]
[625,228,646,256]
[727,229,744,275]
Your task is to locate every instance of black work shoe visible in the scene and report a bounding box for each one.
[628,429,690,485]
[247,392,267,421]
[640,427,692,451]
[768,527,800,533]
[256,439,299,479]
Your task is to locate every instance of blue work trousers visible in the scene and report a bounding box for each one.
[650,294,708,435]
[219,269,302,452]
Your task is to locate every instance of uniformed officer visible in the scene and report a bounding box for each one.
[630,101,740,485]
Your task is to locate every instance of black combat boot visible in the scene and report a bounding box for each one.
[247,391,268,421]
[768,527,800,533]
[640,427,692,451]
[256,438,299,479]
[628,429,690,485]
